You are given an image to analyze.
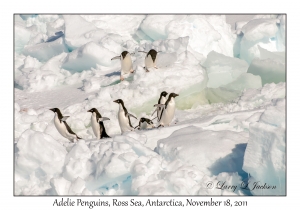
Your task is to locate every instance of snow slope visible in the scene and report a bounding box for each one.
[14,14,286,196]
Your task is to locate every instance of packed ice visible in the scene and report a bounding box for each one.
[14,14,286,196]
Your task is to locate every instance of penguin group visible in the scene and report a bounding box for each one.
[50,49,179,142]
[50,91,179,142]
[111,49,159,80]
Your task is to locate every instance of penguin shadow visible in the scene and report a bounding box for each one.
[105,71,120,77]
[101,72,135,87]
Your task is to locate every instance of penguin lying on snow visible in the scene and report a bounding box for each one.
[135,117,155,130]
[154,93,179,127]
[152,91,168,122]
[87,108,110,139]
[139,49,160,72]
[111,51,134,81]
[113,99,137,133]
[49,108,81,142]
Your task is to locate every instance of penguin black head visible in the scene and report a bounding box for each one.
[121,51,129,59]
[87,108,97,113]
[113,99,124,104]
[147,49,158,62]
[160,91,168,97]
[49,108,60,113]
[168,93,179,99]
[140,117,146,123]
[140,117,153,124]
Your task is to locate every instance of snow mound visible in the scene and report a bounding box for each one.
[81,15,146,36]
[140,15,235,57]
[243,98,286,195]
[16,129,67,176]
[157,126,248,176]
[236,17,285,63]
[15,128,247,195]
[15,20,32,54]
[63,15,105,50]
[62,41,117,72]
[23,37,68,62]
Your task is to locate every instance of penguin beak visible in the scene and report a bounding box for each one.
[87,109,92,112]
[111,56,121,60]
[49,108,55,112]
[113,100,118,103]
[174,94,179,97]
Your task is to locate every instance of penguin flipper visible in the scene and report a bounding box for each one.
[61,116,69,121]
[98,117,110,122]
[151,116,157,121]
[134,125,139,129]
[151,107,158,116]
[111,56,121,60]
[126,113,137,120]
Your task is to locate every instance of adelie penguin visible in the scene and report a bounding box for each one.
[87,108,110,139]
[114,99,137,133]
[139,49,160,72]
[111,51,134,81]
[49,108,81,142]
[152,91,168,122]
[154,93,179,127]
[135,117,155,130]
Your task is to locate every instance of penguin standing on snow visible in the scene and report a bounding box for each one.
[113,99,137,133]
[152,91,168,122]
[111,51,134,81]
[135,117,155,130]
[87,108,110,139]
[49,108,81,142]
[139,49,159,72]
[154,93,179,127]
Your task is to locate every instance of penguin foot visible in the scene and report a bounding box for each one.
[154,66,158,69]
[157,124,163,128]
[120,76,124,81]
[130,69,134,73]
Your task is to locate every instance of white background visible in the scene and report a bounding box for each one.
[2,0,296,209]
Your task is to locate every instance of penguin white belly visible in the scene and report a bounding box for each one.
[145,55,155,68]
[158,96,167,120]
[54,114,76,140]
[140,122,148,130]
[91,113,101,139]
[121,56,133,75]
[160,102,175,126]
[118,110,133,133]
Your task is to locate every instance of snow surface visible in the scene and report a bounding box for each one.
[14,14,286,196]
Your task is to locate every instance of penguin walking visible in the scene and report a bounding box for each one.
[113,99,137,133]
[87,108,110,139]
[135,117,155,130]
[154,93,179,127]
[49,108,81,142]
[152,91,168,122]
[139,49,159,72]
[111,51,134,81]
